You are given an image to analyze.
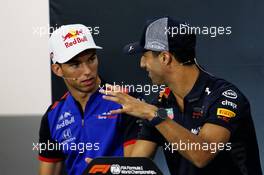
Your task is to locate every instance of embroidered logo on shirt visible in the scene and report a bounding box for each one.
[221,100,237,109]
[192,107,203,119]
[61,128,76,144]
[222,90,237,99]
[96,112,118,119]
[58,111,72,121]
[62,128,72,140]
[217,108,236,118]
[205,87,211,95]
[56,111,75,130]
[191,126,201,135]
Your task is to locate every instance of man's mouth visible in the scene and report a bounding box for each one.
[81,77,95,86]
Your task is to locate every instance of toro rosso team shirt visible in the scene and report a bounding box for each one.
[38,85,140,175]
[139,70,262,175]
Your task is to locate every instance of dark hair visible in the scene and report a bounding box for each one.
[151,51,162,57]
[151,51,195,65]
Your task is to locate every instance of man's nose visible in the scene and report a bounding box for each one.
[140,56,146,69]
[82,63,92,75]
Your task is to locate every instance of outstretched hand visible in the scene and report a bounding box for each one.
[99,84,157,120]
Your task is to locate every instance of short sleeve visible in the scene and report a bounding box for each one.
[38,107,65,162]
[120,114,142,146]
[137,120,164,145]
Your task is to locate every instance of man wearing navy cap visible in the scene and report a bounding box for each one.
[38,24,140,175]
[100,17,262,175]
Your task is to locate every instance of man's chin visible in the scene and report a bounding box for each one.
[80,84,97,93]
[150,79,163,85]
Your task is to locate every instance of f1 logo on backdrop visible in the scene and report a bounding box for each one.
[82,157,163,175]
[89,164,111,174]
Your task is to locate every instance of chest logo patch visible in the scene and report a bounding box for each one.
[205,87,211,95]
[192,107,203,119]
[56,111,75,130]
[96,112,118,119]
[191,126,201,135]
[62,128,72,140]
[61,128,76,144]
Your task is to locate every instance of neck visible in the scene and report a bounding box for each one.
[69,77,101,111]
[167,65,200,100]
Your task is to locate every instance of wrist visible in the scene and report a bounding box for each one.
[145,105,158,121]
[149,108,168,126]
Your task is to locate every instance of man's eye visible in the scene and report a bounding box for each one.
[70,63,79,67]
[91,55,96,60]
[88,56,96,62]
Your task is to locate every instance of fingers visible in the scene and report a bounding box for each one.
[100,89,127,101]
[110,108,124,114]
[102,95,121,103]
[105,84,122,92]
[101,83,129,94]
[99,89,116,96]
[85,157,93,164]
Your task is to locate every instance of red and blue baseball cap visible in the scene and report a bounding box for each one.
[123,16,196,61]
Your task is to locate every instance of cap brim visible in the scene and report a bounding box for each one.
[123,42,144,55]
[55,45,103,64]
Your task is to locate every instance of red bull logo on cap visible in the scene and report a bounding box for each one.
[62,29,83,41]
[62,29,88,48]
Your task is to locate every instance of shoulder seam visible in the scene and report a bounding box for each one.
[50,92,69,110]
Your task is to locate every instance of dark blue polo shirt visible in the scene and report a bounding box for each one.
[139,70,262,175]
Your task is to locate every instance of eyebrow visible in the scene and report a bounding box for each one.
[66,52,96,64]
[88,53,96,59]
[66,59,80,64]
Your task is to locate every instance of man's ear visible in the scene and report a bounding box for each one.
[51,64,63,77]
[160,51,172,65]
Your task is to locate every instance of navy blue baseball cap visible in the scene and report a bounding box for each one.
[123,16,196,61]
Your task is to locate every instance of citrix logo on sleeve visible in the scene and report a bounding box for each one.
[221,100,237,109]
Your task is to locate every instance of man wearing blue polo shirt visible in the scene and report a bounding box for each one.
[100,17,263,175]
[38,24,139,175]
